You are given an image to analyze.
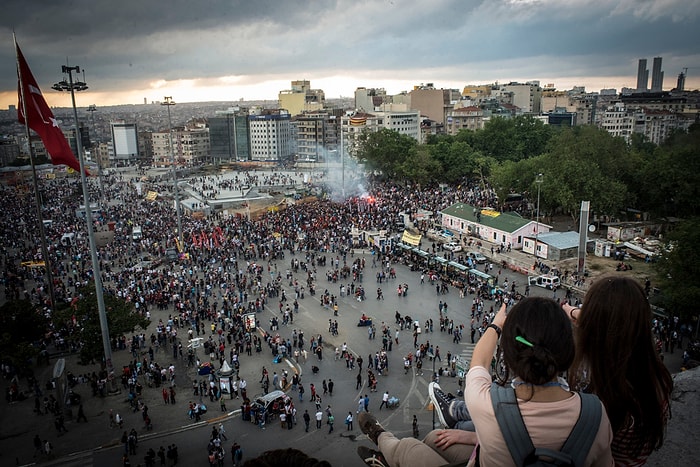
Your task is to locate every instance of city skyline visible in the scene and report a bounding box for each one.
[1,0,699,109]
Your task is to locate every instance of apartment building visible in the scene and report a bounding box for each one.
[151,125,210,167]
[500,82,542,114]
[409,84,457,125]
[446,106,485,134]
[248,110,293,162]
[209,108,250,163]
[355,87,389,112]
[294,112,339,161]
[278,80,325,116]
[598,103,634,141]
[340,109,420,156]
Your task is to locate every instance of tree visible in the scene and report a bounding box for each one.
[0,300,49,371]
[539,126,630,222]
[638,125,700,217]
[53,284,150,365]
[398,146,442,185]
[655,217,700,322]
[472,115,553,162]
[355,128,417,179]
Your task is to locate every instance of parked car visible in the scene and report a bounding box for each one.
[444,242,462,252]
[468,251,487,264]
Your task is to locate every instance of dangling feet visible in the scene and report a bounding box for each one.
[357,446,389,467]
[358,412,386,445]
[428,382,457,429]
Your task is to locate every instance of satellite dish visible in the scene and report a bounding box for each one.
[588,224,596,232]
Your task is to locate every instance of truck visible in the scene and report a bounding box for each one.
[132,226,143,241]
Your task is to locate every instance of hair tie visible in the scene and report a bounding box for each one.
[516,335,534,347]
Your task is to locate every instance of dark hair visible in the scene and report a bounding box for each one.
[568,276,672,455]
[502,297,574,386]
[242,448,332,467]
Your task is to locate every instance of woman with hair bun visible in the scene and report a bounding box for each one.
[465,297,613,466]
[565,276,673,466]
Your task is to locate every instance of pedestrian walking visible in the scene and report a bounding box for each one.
[220,397,226,412]
[77,403,88,422]
[327,413,335,433]
[328,378,334,396]
[218,422,228,440]
[232,442,243,466]
[315,409,323,429]
[345,412,353,430]
[303,409,311,432]
[379,391,389,410]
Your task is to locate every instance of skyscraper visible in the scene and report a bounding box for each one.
[636,59,648,92]
[651,57,664,92]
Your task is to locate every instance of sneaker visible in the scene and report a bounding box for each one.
[357,446,389,467]
[428,382,456,428]
[358,412,385,445]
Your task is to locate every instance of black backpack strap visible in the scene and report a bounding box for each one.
[490,384,534,465]
[560,392,603,467]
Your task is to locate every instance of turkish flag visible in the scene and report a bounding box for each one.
[16,43,82,173]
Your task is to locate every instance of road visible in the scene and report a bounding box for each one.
[76,248,541,467]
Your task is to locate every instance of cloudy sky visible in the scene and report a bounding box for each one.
[1,0,699,109]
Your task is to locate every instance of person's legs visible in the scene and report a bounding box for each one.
[422,429,474,465]
[377,431,447,467]
[450,401,475,431]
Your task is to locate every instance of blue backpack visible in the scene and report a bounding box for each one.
[490,384,602,467]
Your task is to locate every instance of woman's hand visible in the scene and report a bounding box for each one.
[434,429,478,449]
[561,302,580,325]
[492,302,507,329]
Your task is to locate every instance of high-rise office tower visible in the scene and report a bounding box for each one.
[636,59,648,92]
[677,71,686,91]
[651,57,664,92]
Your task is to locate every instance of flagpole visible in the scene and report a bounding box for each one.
[14,33,57,312]
[54,64,118,393]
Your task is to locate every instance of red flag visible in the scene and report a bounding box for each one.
[16,43,82,173]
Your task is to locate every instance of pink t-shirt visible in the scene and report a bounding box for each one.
[465,366,613,467]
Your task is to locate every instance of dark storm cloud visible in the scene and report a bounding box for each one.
[1,0,699,102]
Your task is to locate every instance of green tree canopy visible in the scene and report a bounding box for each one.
[471,115,554,162]
[490,125,631,221]
[53,284,150,365]
[655,217,700,321]
[0,300,49,370]
[355,128,417,179]
[638,124,700,218]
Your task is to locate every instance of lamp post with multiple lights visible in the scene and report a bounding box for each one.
[53,66,116,391]
[161,96,184,252]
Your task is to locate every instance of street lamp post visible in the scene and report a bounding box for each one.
[86,104,102,195]
[53,66,117,392]
[162,97,184,252]
[534,173,543,258]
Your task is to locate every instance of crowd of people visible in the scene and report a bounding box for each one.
[0,166,689,466]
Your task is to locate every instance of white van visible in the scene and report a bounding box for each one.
[528,274,561,289]
[132,226,143,241]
